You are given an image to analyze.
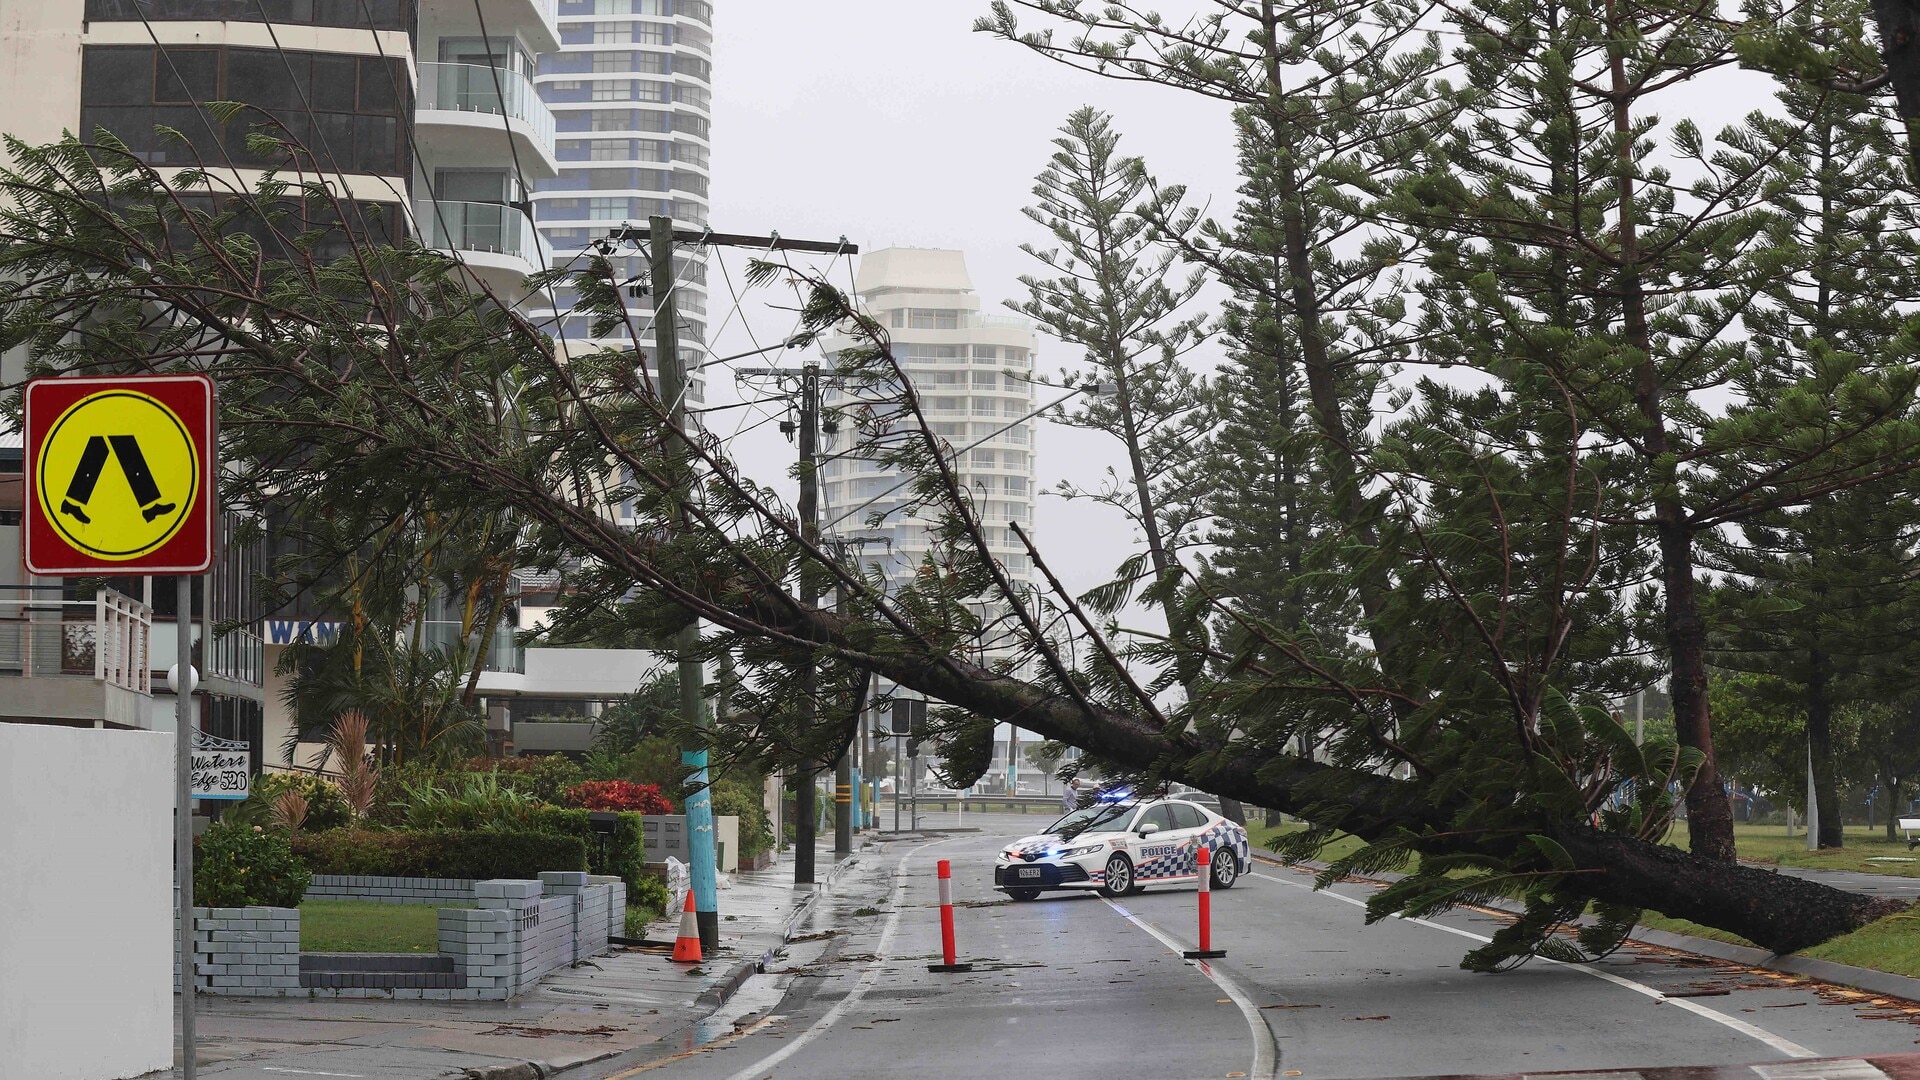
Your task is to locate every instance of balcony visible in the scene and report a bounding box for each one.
[419,0,559,53]
[417,199,542,295]
[0,589,152,728]
[415,63,559,178]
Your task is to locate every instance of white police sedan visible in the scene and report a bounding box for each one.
[992,797,1251,900]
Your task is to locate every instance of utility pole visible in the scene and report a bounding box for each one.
[734,361,885,882]
[650,215,719,952]
[825,536,885,856]
[795,363,821,884]
[612,222,855,898]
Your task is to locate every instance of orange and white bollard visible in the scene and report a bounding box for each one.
[926,859,973,972]
[1182,844,1227,960]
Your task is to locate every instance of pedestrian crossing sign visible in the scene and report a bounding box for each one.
[24,374,216,574]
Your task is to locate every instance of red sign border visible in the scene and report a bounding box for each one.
[23,374,217,576]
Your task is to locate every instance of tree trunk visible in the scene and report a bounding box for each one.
[1869,0,1920,181]
[1607,8,1736,861]
[1808,647,1844,848]
[1551,828,1904,952]
[760,593,1905,955]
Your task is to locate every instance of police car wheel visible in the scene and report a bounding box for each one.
[1210,848,1239,890]
[1007,887,1042,901]
[1100,854,1137,897]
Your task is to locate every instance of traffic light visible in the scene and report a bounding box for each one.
[890,698,925,736]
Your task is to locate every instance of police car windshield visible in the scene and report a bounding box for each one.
[1050,802,1137,838]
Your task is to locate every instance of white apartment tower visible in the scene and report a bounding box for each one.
[822,248,1040,595]
[0,0,564,760]
[530,0,713,403]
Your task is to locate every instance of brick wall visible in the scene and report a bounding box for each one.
[171,875,623,1001]
[306,875,475,905]
[173,907,301,995]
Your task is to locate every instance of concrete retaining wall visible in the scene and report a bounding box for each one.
[305,874,476,905]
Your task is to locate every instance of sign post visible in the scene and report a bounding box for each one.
[25,373,216,1080]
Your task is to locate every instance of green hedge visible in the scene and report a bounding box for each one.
[292,828,587,880]
[531,807,644,893]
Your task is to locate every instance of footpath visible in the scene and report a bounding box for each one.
[151,837,876,1080]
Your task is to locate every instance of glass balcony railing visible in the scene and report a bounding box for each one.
[420,620,525,675]
[417,62,557,150]
[417,200,540,264]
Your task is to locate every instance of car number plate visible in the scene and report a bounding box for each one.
[1017,867,1041,879]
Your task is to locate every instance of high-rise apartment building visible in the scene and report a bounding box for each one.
[821,249,1040,794]
[821,248,1040,595]
[0,0,564,756]
[529,0,713,412]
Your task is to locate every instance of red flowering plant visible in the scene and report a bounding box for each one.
[565,779,674,815]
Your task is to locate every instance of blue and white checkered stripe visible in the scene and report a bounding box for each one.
[1197,820,1250,868]
[1133,821,1249,881]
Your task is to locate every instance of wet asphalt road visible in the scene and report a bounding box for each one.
[614,815,1920,1080]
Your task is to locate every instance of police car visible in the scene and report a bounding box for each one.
[992,796,1251,900]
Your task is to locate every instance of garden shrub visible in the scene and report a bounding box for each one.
[468,755,584,805]
[613,736,686,808]
[241,771,352,831]
[368,761,450,828]
[402,771,548,832]
[625,875,671,933]
[565,779,673,814]
[530,807,645,893]
[197,822,312,908]
[293,828,587,880]
[710,779,774,860]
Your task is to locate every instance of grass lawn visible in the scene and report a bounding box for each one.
[1725,823,1920,877]
[1802,911,1920,974]
[1245,820,1399,870]
[300,900,468,953]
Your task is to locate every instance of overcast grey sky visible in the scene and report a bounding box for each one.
[704,1,1242,599]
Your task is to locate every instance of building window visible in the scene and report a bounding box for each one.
[589,197,632,219]
[676,84,711,109]
[593,51,634,73]
[675,55,712,80]
[591,81,631,101]
[592,23,632,44]
[80,45,409,175]
[909,309,960,329]
[673,141,708,167]
[589,139,631,161]
[84,0,413,31]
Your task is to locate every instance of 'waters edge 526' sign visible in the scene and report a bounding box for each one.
[190,729,250,801]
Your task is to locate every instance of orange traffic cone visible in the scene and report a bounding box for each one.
[670,889,702,964]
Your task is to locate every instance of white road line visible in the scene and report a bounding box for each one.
[720,836,961,1080]
[259,1069,366,1078]
[1249,871,1819,1060]
[1102,897,1280,1080]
